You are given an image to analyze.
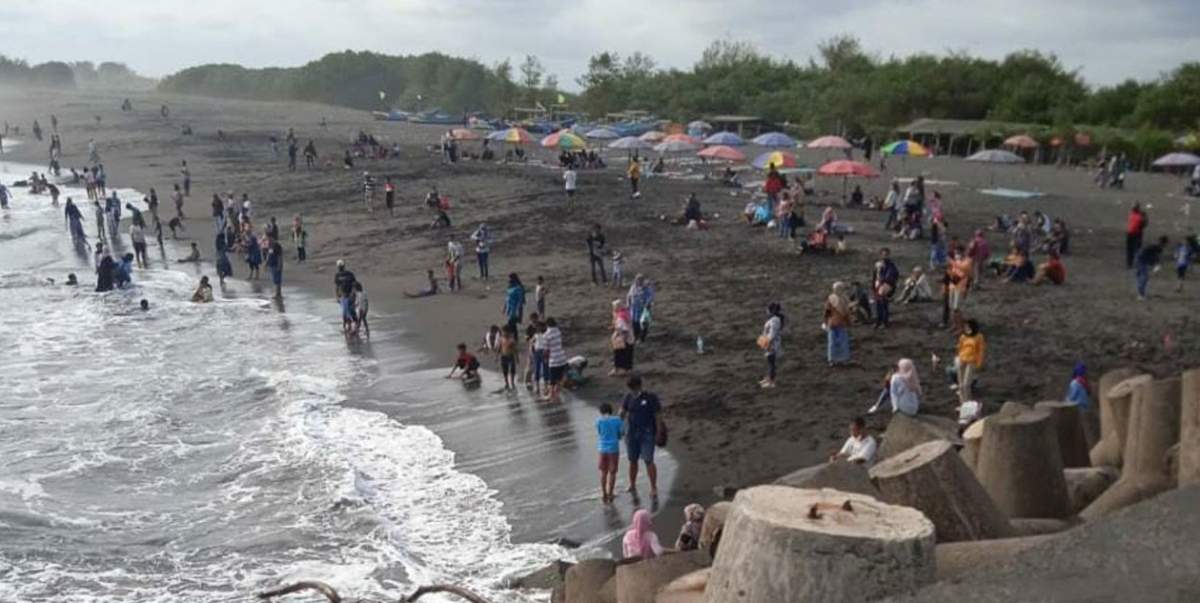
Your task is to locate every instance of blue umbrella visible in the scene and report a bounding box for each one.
[703,131,745,146]
[485,130,509,141]
[752,132,797,148]
[586,127,620,140]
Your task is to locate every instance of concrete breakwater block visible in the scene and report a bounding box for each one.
[616,550,710,603]
[870,440,1012,542]
[704,486,935,603]
[1180,368,1200,486]
[775,459,881,498]
[1082,377,1181,521]
[975,407,1071,519]
[564,559,616,603]
[698,501,729,558]
[877,413,962,460]
[1064,466,1119,514]
[655,568,709,603]
[934,535,1054,580]
[1089,370,1148,468]
[1034,401,1091,468]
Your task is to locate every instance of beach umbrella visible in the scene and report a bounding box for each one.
[639,131,666,142]
[688,120,712,131]
[586,127,620,140]
[752,151,798,170]
[752,132,798,148]
[487,127,535,144]
[663,133,699,144]
[807,135,853,150]
[966,149,1025,164]
[1152,152,1200,167]
[818,159,880,201]
[702,131,745,146]
[608,136,654,151]
[654,139,700,154]
[697,145,745,162]
[1176,133,1199,149]
[1003,134,1039,149]
[880,140,931,157]
[541,129,587,150]
[449,128,479,141]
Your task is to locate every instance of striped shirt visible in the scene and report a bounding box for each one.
[543,327,567,367]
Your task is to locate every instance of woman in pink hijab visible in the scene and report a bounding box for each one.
[623,509,664,559]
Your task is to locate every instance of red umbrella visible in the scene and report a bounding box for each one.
[697,145,745,162]
[817,160,879,177]
[663,133,700,145]
[818,160,879,202]
[449,128,479,141]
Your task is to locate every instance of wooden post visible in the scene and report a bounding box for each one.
[704,486,935,603]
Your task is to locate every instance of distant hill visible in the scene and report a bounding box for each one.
[158,51,526,115]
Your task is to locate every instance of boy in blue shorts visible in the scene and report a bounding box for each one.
[596,402,622,503]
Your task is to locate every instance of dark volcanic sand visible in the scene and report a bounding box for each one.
[4,87,1198,545]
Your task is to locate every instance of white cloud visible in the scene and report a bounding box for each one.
[0,0,1194,89]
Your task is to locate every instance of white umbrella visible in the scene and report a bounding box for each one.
[654,139,700,153]
[1152,152,1200,167]
[586,127,620,140]
[609,136,654,151]
[966,149,1025,164]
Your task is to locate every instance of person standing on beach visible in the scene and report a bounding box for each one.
[953,320,985,402]
[542,318,567,403]
[353,282,369,337]
[535,276,547,317]
[293,217,308,262]
[610,300,635,377]
[304,140,318,169]
[563,166,578,203]
[759,302,784,388]
[384,176,396,217]
[587,223,608,285]
[498,325,518,391]
[287,139,298,171]
[266,239,284,299]
[627,275,650,342]
[446,236,464,291]
[596,402,623,503]
[1126,203,1148,269]
[872,248,899,329]
[335,260,358,333]
[93,199,106,241]
[245,231,262,279]
[504,273,526,329]
[362,171,376,212]
[1134,236,1168,300]
[627,158,642,199]
[0,183,9,209]
[180,160,191,197]
[171,184,185,221]
[620,374,663,497]
[824,282,852,367]
[129,222,148,268]
[470,223,492,280]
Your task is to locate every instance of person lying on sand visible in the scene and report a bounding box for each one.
[446,343,481,381]
[403,270,440,298]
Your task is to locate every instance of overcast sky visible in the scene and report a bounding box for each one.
[2,0,1196,89]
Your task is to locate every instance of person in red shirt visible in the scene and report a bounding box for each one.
[447,343,480,381]
[1033,251,1066,286]
[1126,203,1148,269]
[764,165,786,212]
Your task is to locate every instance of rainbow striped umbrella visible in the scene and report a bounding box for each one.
[752,151,798,170]
[880,140,930,156]
[488,127,535,144]
[541,129,587,149]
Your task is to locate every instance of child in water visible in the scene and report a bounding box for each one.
[447,343,480,382]
[499,325,518,391]
[354,282,369,338]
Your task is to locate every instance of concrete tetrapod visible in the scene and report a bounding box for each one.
[703,486,935,603]
[869,440,1012,542]
[616,551,710,603]
[1181,368,1200,486]
[655,569,709,603]
[697,502,729,559]
[1089,370,1147,467]
[934,535,1054,580]
[1034,401,1091,468]
[1063,466,1119,514]
[975,408,1071,518]
[775,459,881,498]
[960,417,987,473]
[877,413,963,460]
[563,559,616,603]
[1081,377,1182,520]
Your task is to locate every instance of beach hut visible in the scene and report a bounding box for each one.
[703,131,745,146]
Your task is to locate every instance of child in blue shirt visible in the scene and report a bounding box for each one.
[596,402,623,503]
[1176,240,1193,293]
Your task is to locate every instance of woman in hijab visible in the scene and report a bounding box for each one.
[610,299,635,376]
[823,282,851,366]
[623,509,664,560]
[675,504,706,551]
[1065,362,1092,409]
[887,358,921,416]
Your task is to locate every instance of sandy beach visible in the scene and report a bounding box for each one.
[4,83,1199,549]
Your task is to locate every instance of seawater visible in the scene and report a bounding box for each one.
[0,160,566,602]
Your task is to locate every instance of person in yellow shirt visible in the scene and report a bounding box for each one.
[627,158,642,199]
[953,319,985,402]
[947,246,973,331]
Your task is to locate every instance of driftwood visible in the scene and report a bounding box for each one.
[257,581,494,603]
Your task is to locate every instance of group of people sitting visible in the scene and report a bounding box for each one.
[558,149,605,169]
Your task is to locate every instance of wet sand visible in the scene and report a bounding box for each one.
[4,86,1199,550]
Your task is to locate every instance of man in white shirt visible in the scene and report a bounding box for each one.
[563,167,577,200]
[830,417,877,466]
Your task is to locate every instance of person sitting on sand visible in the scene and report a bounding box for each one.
[404,270,440,298]
[675,504,706,551]
[447,343,481,381]
[650,156,665,175]
[721,166,741,187]
[675,194,705,228]
[177,242,202,263]
[829,416,878,465]
[1065,362,1092,409]
[1002,249,1034,283]
[623,509,664,560]
[897,266,933,303]
[191,276,214,303]
[1032,251,1067,286]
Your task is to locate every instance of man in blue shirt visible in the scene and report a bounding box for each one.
[596,402,623,503]
[620,374,664,498]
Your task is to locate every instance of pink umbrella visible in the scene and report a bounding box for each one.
[818,160,880,202]
[449,128,479,141]
[639,131,666,142]
[697,145,746,162]
[663,133,699,144]
[1004,134,1039,149]
[807,135,852,149]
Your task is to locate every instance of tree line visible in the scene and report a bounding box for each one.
[0,55,153,90]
